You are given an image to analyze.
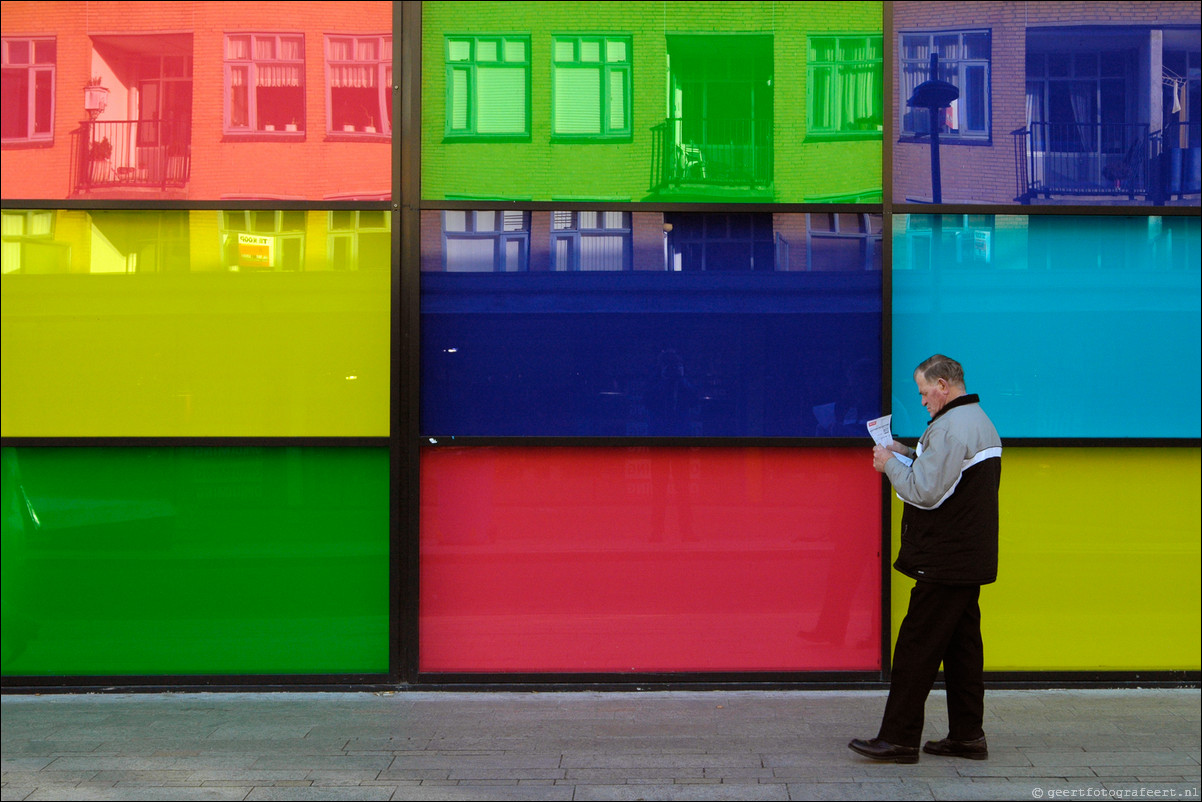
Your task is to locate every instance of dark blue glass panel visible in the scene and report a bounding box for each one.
[892,215,1201,439]
[421,212,883,437]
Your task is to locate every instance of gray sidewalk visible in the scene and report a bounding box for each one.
[2,688,1199,801]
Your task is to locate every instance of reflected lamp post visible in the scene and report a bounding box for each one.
[907,53,959,204]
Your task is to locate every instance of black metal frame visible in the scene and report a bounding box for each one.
[2,1,1200,694]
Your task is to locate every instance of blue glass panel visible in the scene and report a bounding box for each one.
[892,215,1201,438]
[421,212,883,437]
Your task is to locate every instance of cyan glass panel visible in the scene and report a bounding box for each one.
[1,446,390,677]
[421,211,883,437]
[892,215,1201,438]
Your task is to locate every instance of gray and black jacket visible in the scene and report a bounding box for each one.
[883,393,1002,586]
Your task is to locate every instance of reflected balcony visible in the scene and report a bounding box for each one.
[74,119,191,195]
[650,117,773,198]
[1013,121,1200,204]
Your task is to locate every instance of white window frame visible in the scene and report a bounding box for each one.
[325,34,392,136]
[1,36,56,143]
[224,33,306,135]
[899,29,991,141]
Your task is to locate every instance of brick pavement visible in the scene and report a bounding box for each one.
[2,689,1198,801]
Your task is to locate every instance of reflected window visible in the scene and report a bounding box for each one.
[900,30,990,140]
[327,35,392,135]
[807,213,882,271]
[1,36,55,143]
[551,211,631,271]
[329,210,391,270]
[666,213,775,271]
[1,210,61,273]
[225,34,305,134]
[808,35,882,136]
[442,210,529,271]
[903,214,995,270]
[552,36,631,139]
[221,210,305,270]
[445,35,530,138]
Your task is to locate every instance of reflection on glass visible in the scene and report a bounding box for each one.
[1,209,391,437]
[421,447,881,673]
[892,215,1201,438]
[893,1,1200,205]
[0,446,389,677]
[422,1,882,203]
[0,2,392,201]
[421,211,882,437]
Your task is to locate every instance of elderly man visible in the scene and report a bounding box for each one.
[850,354,1002,764]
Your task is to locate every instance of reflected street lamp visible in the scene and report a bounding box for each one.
[906,53,959,204]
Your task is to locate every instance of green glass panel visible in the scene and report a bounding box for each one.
[423,1,882,202]
[1,446,390,677]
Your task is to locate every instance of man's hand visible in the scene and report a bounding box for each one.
[872,445,894,473]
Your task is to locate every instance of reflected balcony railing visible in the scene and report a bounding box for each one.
[1014,121,1151,202]
[650,117,772,192]
[74,120,191,194]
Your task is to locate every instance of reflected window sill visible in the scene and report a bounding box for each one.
[1,137,55,150]
[222,132,307,143]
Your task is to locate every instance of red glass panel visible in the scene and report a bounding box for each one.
[421,447,881,673]
[0,1,391,201]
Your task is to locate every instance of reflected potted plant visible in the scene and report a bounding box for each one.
[88,135,112,182]
[1102,159,1132,190]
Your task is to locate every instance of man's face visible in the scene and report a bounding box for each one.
[914,371,950,418]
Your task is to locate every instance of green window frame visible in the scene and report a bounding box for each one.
[551,35,631,140]
[807,34,883,138]
[445,35,530,140]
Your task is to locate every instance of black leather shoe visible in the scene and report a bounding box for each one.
[848,737,920,763]
[923,735,988,760]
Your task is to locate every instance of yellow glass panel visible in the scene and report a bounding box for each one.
[1,210,390,437]
[891,448,1201,671]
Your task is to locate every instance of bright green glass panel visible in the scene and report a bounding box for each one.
[890,449,1202,671]
[1,446,390,676]
[0,210,390,437]
[422,1,882,202]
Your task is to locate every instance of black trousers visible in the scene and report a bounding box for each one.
[878,581,985,748]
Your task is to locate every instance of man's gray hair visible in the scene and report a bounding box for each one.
[916,354,965,388]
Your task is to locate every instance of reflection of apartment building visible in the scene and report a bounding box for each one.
[423,1,883,203]
[893,0,1200,204]
[1,1,391,200]
[421,211,882,273]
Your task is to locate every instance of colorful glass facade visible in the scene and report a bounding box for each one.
[2,1,1199,687]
